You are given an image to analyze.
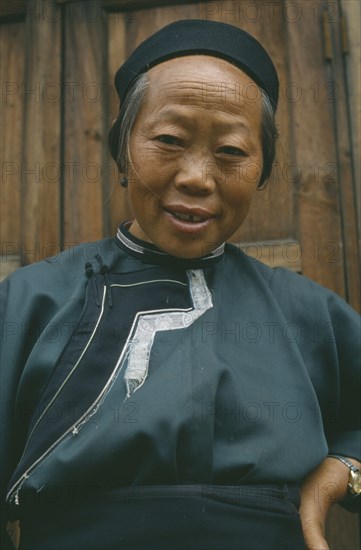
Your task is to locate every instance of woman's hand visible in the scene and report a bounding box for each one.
[299,456,361,550]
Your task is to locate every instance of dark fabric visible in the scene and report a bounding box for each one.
[114,19,279,111]
[18,484,306,550]
[1,232,360,534]
[8,267,191,488]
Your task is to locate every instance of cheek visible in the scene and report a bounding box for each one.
[221,180,257,225]
[130,154,174,191]
[226,156,263,203]
[223,176,256,205]
[227,197,252,223]
[128,174,163,220]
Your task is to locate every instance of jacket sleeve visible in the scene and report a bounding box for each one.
[0,256,88,544]
[1,270,49,496]
[322,291,361,512]
[323,291,361,462]
[0,269,48,546]
[270,267,361,512]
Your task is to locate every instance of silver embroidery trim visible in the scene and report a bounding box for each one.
[124,269,213,396]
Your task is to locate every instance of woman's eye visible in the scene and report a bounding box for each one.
[157,135,181,146]
[218,146,246,157]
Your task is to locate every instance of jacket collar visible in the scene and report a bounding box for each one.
[115,222,225,269]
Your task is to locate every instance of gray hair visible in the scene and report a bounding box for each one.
[108,73,278,187]
[259,89,279,186]
[111,74,149,174]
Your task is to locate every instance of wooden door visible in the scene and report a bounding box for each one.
[1,1,360,547]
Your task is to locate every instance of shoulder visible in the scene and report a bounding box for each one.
[1,237,117,287]
[0,238,122,312]
[224,243,359,322]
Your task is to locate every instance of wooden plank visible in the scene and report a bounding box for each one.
[63,0,107,244]
[107,12,133,235]
[325,505,360,550]
[21,0,61,264]
[234,240,302,271]
[0,22,24,260]
[123,2,201,56]
[286,0,346,297]
[341,1,361,241]
[57,0,200,8]
[0,0,201,20]
[5,520,20,550]
[327,0,360,311]
[200,1,294,244]
[0,1,27,20]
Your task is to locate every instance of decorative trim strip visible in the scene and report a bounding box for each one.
[111,279,187,288]
[124,269,213,396]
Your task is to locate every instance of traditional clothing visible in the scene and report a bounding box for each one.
[1,224,360,549]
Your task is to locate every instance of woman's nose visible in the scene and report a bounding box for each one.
[174,152,217,195]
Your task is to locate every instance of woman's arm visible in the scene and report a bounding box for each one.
[300,456,361,550]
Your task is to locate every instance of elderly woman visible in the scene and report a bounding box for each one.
[1,19,360,550]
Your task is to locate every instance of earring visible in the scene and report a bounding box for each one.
[257,179,268,191]
[120,176,128,188]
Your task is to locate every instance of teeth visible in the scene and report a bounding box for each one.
[173,212,204,222]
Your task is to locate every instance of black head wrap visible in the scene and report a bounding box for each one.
[115,19,279,110]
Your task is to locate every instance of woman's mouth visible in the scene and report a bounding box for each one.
[164,206,215,234]
[171,211,206,223]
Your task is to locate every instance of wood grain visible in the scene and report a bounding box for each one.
[0,256,21,282]
[107,12,132,234]
[21,0,61,264]
[328,0,360,311]
[57,0,200,8]
[0,0,27,20]
[122,2,201,57]
[63,0,107,244]
[286,0,346,296]
[326,504,360,550]
[0,22,24,260]
[0,0,200,19]
[341,1,360,242]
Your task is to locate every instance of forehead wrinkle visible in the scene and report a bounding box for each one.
[147,78,260,116]
[153,79,243,99]
[154,106,252,133]
[146,55,263,104]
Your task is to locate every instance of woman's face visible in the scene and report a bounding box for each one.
[127,56,264,258]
